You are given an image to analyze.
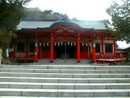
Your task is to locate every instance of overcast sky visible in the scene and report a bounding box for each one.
[27,0,130,49]
[27,0,114,20]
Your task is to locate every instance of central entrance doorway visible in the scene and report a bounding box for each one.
[54,43,76,60]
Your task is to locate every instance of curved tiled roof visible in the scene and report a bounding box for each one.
[17,20,106,30]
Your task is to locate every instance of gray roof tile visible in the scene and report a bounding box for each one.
[17,20,106,30]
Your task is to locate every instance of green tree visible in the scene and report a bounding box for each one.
[43,10,53,14]
[0,29,15,48]
[0,0,31,30]
[0,0,31,48]
[23,8,71,21]
[105,0,130,43]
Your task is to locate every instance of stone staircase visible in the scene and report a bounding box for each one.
[38,59,90,64]
[0,64,130,97]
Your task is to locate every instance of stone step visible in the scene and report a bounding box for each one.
[0,96,130,98]
[0,82,130,89]
[53,59,78,64]
[0,77,130,83]
[0,64,130,97]
[1,68,130,73]
[0,88,129,97]
[0,72,130,78]
[1,65,130,70]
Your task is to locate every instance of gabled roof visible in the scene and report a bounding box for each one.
[17,20,106,30]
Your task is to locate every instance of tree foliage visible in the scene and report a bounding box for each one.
[0,0,31,30]
[105,0,130,43]
[0,29,15,48]
[23,8,70,21]
[0,0,31,48]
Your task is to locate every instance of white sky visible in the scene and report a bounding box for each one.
[27,0,130,49]
[27,0,114,20]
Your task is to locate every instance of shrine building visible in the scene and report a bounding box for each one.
[9,20,126,64]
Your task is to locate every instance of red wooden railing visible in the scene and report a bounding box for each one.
[10,52,34,60]
[96,54,126,62]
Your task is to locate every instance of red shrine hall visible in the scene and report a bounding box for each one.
[9,20,126,64]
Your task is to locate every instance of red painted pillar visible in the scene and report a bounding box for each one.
[50,33,54,63]
[77,33,80,63]
[92,42,96,63]
[34,41,38,62]
[114,40,116,56]
[77,41,80,63]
